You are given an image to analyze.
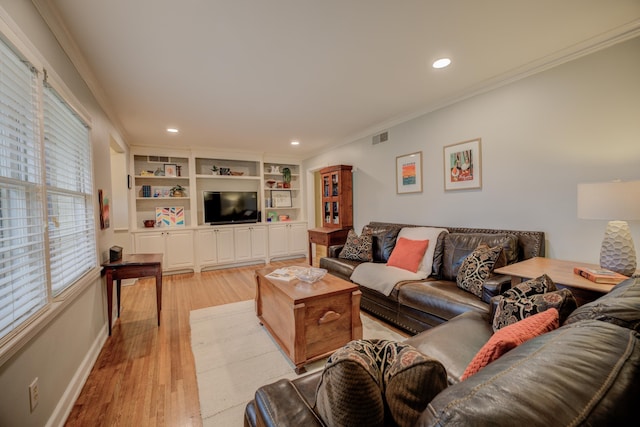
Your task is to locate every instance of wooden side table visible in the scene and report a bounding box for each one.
[101,253,163,335]
[308,227,350,266]
[494,257,621,306]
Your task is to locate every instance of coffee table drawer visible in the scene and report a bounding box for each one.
[305,292,353,358]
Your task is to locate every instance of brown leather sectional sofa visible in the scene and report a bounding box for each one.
[245,277,640,426]
[319,221,546,334]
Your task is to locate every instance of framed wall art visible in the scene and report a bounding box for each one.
[164,163,177,177]
[443,138,482,191]
[271,190,292,208]
[396,151,422,194]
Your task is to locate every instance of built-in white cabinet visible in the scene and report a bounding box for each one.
[234,225,267,262]
[268,222,308,260]
[195,227,235,269]
[133,229,194,271]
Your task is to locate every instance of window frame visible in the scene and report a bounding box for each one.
[0,13,100,365]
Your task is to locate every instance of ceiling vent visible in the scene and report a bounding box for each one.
[372,131,389,145]
[148,155,171,163]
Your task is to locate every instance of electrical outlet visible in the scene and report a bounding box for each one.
[29,377,39,412]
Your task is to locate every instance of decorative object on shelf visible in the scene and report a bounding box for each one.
[396,151,423,194]
[164,163,177,177]
[155,206,185,227]
[267,211,277,222]
[140,170,155,176]
[141,185,152,197]
[211,165,219,175]
[270,165,280,174]
[98,189,110,229]
[170,185,186,197]
[219,167,231,175]
[443,138,482,191]
[154,167,165,176]
[271,190,292,208]
[282,167,292,188]
[230,171,244,176]
[266,179,276,188]
[176,165,182,177]
[143,219,156,228]
[578,180,640,276]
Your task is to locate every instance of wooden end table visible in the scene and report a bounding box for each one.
[494,257,620,306]
[101,253,163,335]
[307,227,351,266]
[255,266,362,374]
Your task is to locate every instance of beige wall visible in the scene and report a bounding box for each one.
[304,36,640,264]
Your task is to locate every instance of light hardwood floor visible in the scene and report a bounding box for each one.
[64,259,304,427]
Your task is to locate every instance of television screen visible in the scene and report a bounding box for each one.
[203,191,259,225]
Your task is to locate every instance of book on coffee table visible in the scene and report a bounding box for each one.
[265,266,308,282]
[573,266,628,284]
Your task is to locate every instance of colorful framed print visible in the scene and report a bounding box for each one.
[444,138,482,191]
[396,151,422,194]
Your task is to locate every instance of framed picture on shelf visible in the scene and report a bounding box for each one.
[164,163,177,177]
[396,151,422,194]
[271,190,292,208]
[443,138,482,191]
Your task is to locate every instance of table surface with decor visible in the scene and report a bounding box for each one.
[494,256,636,306]
[255,265,362,374]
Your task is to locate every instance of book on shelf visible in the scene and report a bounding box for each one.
[573,266,628,284]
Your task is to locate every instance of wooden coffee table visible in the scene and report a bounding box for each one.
[255,266,362,374]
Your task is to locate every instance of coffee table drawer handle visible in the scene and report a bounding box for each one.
[318,310,341,324]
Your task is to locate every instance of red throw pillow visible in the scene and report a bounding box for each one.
[461,308,560,380]
[387,237,429,273]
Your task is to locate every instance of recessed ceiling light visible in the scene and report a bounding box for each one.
[290,140,300,146]
[432,58,451,69]
[167,128,179,133]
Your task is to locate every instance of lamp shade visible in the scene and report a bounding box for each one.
[577,181,640,220]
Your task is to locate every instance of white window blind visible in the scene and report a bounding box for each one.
[0,39,48,340]
[43,84,96,296]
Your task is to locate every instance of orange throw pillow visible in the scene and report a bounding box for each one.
[461,308,560,380]
[387,237,429,273]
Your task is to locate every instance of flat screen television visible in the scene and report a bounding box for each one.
[203,191,259,225]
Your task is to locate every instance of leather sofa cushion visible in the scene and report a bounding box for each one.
[399,280,489,328]
[440,233,518,281]
[565,277,640,331]
[404,311,493,384]
[363,224,401,262]
[418,320,640,426]
[319,256,360,281]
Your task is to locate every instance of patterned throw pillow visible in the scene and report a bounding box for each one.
[339,228,373,262]
[502,274,557,299]
[315,339,447,427]
[461,308,560,380]
[456,244,503,298]
[493,287,577,331]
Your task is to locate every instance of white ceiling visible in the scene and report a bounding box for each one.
[37,0,640,159]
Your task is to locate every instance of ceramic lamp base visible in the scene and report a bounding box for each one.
[600,220,637,277]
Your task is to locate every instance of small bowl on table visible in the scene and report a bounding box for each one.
[293,267,327,284]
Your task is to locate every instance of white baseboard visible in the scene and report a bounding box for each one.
[46,325,108,427]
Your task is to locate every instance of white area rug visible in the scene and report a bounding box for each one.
[190,299,405,426]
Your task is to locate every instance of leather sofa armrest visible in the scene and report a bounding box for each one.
[250,379,324,427]
[481,274,511,304]
[327,244,344,258]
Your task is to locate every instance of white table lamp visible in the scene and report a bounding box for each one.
[577,180,640,276]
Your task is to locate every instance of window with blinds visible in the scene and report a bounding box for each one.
[43,85,96,296]
[0,33,96,343]
[0,39,48,340]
